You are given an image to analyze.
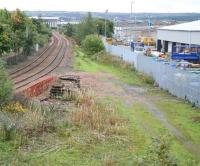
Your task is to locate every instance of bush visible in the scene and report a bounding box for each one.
[0,60,12,107]
[81,34,105,56]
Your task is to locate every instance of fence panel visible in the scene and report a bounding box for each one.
[104,43,200,107]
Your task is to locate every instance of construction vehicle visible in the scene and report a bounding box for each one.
[137,37,156,46]
[106,38,113,45]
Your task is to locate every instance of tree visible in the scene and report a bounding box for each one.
[0,9,11,25]
[82,34,105,55]
[0,60,12,107]
[63,23,74,37]
[10,9,27,52]
[23,19,40,54]
[32,18,51,47]
[95,18,114,37]
[75,12,97,42]
[0,9,51,56]
[0,24,12,56]
[32,18,51,38]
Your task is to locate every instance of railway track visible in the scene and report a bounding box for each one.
[11,32,68,91]
[9,34,58,77]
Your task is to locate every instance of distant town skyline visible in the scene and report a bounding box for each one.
[0,0,200,13]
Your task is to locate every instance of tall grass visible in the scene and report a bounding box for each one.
[0,100,68,142]
[94,51,134,71]
[93,51,154,85]
[70,89,128,138]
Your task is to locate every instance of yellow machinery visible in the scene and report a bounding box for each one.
[106,38,113,45]
[137,37,156,46]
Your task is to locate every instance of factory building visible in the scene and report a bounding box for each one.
[30,17,60,28]
[157,20,200,53]
[41,17,60,28]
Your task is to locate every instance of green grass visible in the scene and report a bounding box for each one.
[156,100,200,147]
[74,49,145,86]
[147,87,200,148]
[1,100,198,165]
[73,48,200,164]
[112,99,198,165]
[1,48,200,165]
[134,104,198,165]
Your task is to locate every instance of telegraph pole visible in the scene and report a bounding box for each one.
[131,1,136,42]
[105,9,108,39]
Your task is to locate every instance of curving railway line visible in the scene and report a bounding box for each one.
[10,32,68,91]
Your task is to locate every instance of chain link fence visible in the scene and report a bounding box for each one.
[105,43,200,108]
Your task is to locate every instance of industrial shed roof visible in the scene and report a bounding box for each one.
[158,20,200,32]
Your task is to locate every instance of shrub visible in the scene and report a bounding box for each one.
[81,34,105,56]
[2,102,27,113]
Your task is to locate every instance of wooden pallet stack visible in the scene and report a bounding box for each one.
[50,75,80,100]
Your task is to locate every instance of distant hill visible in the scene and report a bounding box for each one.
[25,11,200,22]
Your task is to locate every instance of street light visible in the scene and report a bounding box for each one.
[105,9,108,39]
[131,1,136,41]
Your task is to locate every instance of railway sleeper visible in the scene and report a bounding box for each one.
[50,75,81,101]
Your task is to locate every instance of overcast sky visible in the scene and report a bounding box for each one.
[0,0,200,13]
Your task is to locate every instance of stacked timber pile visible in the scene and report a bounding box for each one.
[59,75,80,88]
[50,75,80,100]
[50,83,65,98]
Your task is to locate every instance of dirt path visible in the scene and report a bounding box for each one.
[118,83,200,159]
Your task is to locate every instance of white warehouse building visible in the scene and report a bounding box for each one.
[157,20,200,53]
[30,16,60,28]
[41,17,60,28]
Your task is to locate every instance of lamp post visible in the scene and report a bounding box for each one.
[105,9,108,39]
[131,1,136,42]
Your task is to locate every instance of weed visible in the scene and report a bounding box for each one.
[95,51,134,71]
[138,73,154,85]
[133,135,178,166]
[192,116,200,123]
[102,152,117,166]
[70,89,128,140]
[0,112,17,141]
